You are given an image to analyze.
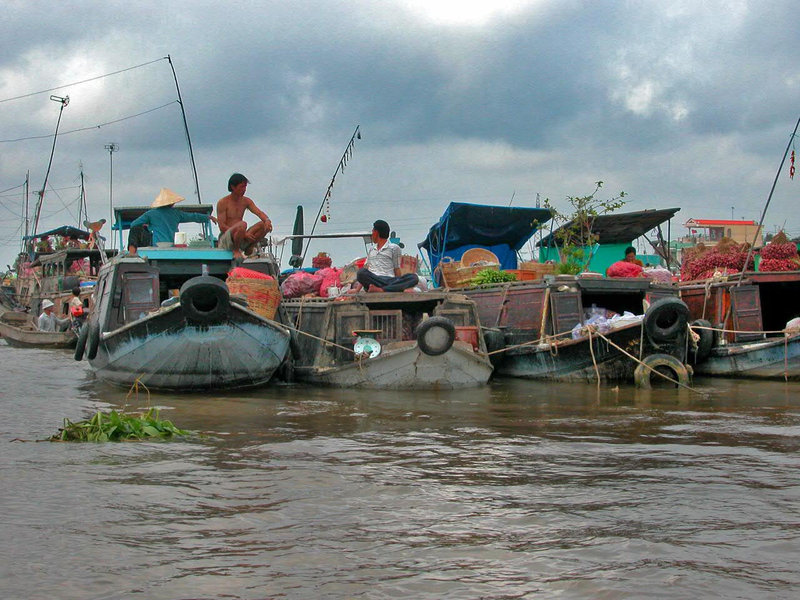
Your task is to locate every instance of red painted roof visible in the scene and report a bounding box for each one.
[684,219,758,227]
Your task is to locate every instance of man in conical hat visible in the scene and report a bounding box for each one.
[128,188,218,254]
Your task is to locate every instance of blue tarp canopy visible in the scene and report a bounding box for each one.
[419,202,553,271]
[23,225,90,241]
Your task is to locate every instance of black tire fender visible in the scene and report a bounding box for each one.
[73,323,89,361]
[179,275,230,325]
[644,297,690,343]
[634,353,691,389]
[416,316,456,356]
[85,322,100,360]
[689,319,715,363]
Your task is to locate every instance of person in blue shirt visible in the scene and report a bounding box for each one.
[128,188,217,254]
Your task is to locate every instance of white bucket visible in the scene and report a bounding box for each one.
[174,232,187,245]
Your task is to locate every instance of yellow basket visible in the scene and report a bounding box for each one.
[437,257,499,288]
[227,276,281,320]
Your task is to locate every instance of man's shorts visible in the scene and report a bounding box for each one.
[218,228,236,250]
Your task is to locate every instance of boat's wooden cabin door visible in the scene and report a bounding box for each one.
[549,289,583,336]
[729,285,765,342]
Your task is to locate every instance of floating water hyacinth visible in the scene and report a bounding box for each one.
[51,408,189,442]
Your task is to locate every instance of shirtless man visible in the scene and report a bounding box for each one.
[216,173,273,257]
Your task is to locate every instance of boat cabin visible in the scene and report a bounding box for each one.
[681,272,800,343]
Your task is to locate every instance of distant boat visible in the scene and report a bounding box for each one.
[75,205,291,392]
[0,312,77,349]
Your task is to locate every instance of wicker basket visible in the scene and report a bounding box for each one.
[461,248,499,267]
[519,261,556,280]
[227,276,281,320]
[437,257,499,288]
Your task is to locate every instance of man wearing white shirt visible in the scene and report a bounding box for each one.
[356,220,419,292]
[37,299,70,332]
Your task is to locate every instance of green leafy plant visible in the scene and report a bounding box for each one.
[51,408,190,442]
[470,269,518,285]
[543,181,627,274]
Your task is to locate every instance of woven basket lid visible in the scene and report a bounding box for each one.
[461,247,499,267]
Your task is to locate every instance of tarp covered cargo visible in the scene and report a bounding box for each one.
[419,203,553,272]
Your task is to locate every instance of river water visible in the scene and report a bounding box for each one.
[1,342,799,599]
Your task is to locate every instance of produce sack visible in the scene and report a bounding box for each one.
[606,261,644,278]
[280,271,324,298]
[643,266,672,283]
[317,267,343,297]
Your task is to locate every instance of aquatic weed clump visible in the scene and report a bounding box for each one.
[51,408,190,442]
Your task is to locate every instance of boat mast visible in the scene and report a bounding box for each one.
[30,94,69,251]
[737,114,800,286]
[166,55,201,204]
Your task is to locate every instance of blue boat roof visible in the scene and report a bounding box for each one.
[23,225,91,240]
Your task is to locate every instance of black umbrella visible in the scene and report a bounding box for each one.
[289,205,304,268]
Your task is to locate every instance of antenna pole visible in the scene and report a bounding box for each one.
[104,143,118,248]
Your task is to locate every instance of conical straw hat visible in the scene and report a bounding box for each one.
[151,188,185,208]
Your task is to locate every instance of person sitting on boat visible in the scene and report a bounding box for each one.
[37,299,70,332]
[216,173,272,258]
[356,220,420,293]
[127,188,217,254]
[623,246,644,267]
[68,287,86,334]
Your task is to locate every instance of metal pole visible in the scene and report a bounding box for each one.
[30,95,69,247]
[104,143,118,248]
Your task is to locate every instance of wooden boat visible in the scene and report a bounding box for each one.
[465,276,688,384]
[281,291,493,389]
[680,271,800,379]
[420,203,690,385]
[0,312,77,349]
[74,205,291,392]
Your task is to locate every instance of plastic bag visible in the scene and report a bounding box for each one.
[606,261,644,278]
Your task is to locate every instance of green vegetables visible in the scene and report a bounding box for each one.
[51,408,190,442]
[469,269,518,285]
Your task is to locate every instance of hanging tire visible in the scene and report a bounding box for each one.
[634,353,691,389]
[416,316,456,356]
[644,297,689,343]
[180,276,230,325]
[73,323,89,361]
[689,319,714,363]
[85,322,100,360]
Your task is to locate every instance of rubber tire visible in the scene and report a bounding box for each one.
[689,319,714,363]
[634,353,691,389]
[644,297,690,343]
[73,323,89,361]
[416,316,456,356]
[179,276,230,325]
[85,322,100,360]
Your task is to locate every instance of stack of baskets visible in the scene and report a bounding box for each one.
[437,248,500,288]
[226,267,281,320]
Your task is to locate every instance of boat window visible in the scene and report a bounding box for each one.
[125,276,157,304]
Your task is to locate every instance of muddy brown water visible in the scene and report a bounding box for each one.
[1,342,799,599]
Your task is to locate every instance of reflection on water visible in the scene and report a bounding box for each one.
[1,343,799,599]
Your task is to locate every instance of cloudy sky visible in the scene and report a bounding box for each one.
[1,0,798,269]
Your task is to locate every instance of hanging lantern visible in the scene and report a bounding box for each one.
[790,149,795,180]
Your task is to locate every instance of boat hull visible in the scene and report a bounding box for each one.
[294,341,493,389]
[0,318,77,349]
[693,333,800,379]
[89,306,290,391]
[497,322,646,382]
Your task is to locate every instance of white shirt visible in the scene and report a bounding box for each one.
[365,242,401,278]
[38,311,69,332]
